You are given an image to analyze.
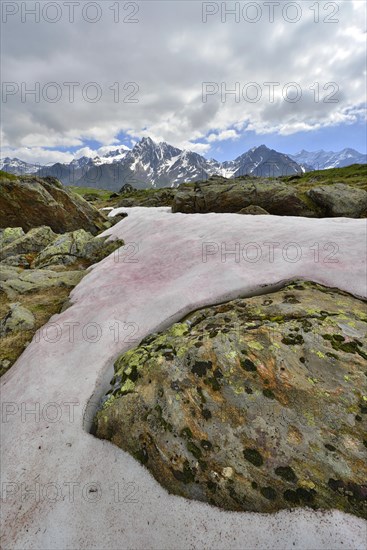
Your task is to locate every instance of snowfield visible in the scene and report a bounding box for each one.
[1,208,366,549]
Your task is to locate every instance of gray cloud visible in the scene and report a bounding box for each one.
[1,0,366,162]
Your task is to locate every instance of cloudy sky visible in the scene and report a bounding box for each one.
[1,0,366,163]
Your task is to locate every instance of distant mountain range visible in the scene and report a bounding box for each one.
[1,139,366,191]
[288,148,367,171]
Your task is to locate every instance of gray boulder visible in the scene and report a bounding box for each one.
[35,229,124,268]
[0,303,35,337]
[172,179,317,216]
[0,268,84,299]
[307,183,367,217]
[0,174,109,234]
[0,226,57,261]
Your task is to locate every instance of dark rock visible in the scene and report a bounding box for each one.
[237,205,270,215]
[172,179,317,216]
[307,183,367,218]
[119,184,136,194]
[0,174,109,234]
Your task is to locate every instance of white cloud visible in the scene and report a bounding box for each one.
[0,147,75,165]
[1,0,366,157]
[207,130,241,143]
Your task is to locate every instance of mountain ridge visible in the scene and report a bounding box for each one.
[1,140,366,191]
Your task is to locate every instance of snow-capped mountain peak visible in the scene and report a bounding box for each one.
[1,139,365,190]
[289,148,367,170]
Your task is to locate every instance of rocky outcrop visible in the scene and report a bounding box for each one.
[95,281,367,518]
[0,174,109,234]
[0,267,84,299]
[172,178,318,216]
[119,183,136,194]
[0,226,57,261]
[172,177,367,217]
[0,225,124,270]
[35,230,124,268]
[0,225,124,376]
[307,183,367,218]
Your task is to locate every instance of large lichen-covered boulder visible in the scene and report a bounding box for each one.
[0,226,57,261]
[95,281,367,518]
[0,174,109,234]
[172,178,318,216]
[34,229,124,268]
[307,183,367,218]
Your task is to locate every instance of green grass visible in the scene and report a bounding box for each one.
[280,164,367,191]
[0,170,17,181]
[68,186,113,201]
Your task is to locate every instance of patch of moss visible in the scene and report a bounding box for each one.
[282,334,304,345]
[263,388,276,400]
[192,360,213,377]
[207,480,217,493]
[260,486,277,500]
[187,441,202,460]
[204,376,221,391]
[172,460,196,484]
[243,448,264,467]
[201,408,212,420]
[180,427,193,439]
[275,466,297,483]
[283,489,300,504]
[241,359,257,372]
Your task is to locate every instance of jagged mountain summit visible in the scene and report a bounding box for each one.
[222,144,302,178]
[0,157,40,175]
[289,148,367,171]
[1,140,366,190]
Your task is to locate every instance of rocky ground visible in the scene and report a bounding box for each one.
[0,176,125,375]
[68,164,367,217]
[172,173,367,216]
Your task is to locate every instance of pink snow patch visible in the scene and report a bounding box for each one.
[1,208,366,549]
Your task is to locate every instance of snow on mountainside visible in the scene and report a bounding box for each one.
[1,141,366,190]
[223,144,302,178]
[289,148,367,171]
[0,157,40,174]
